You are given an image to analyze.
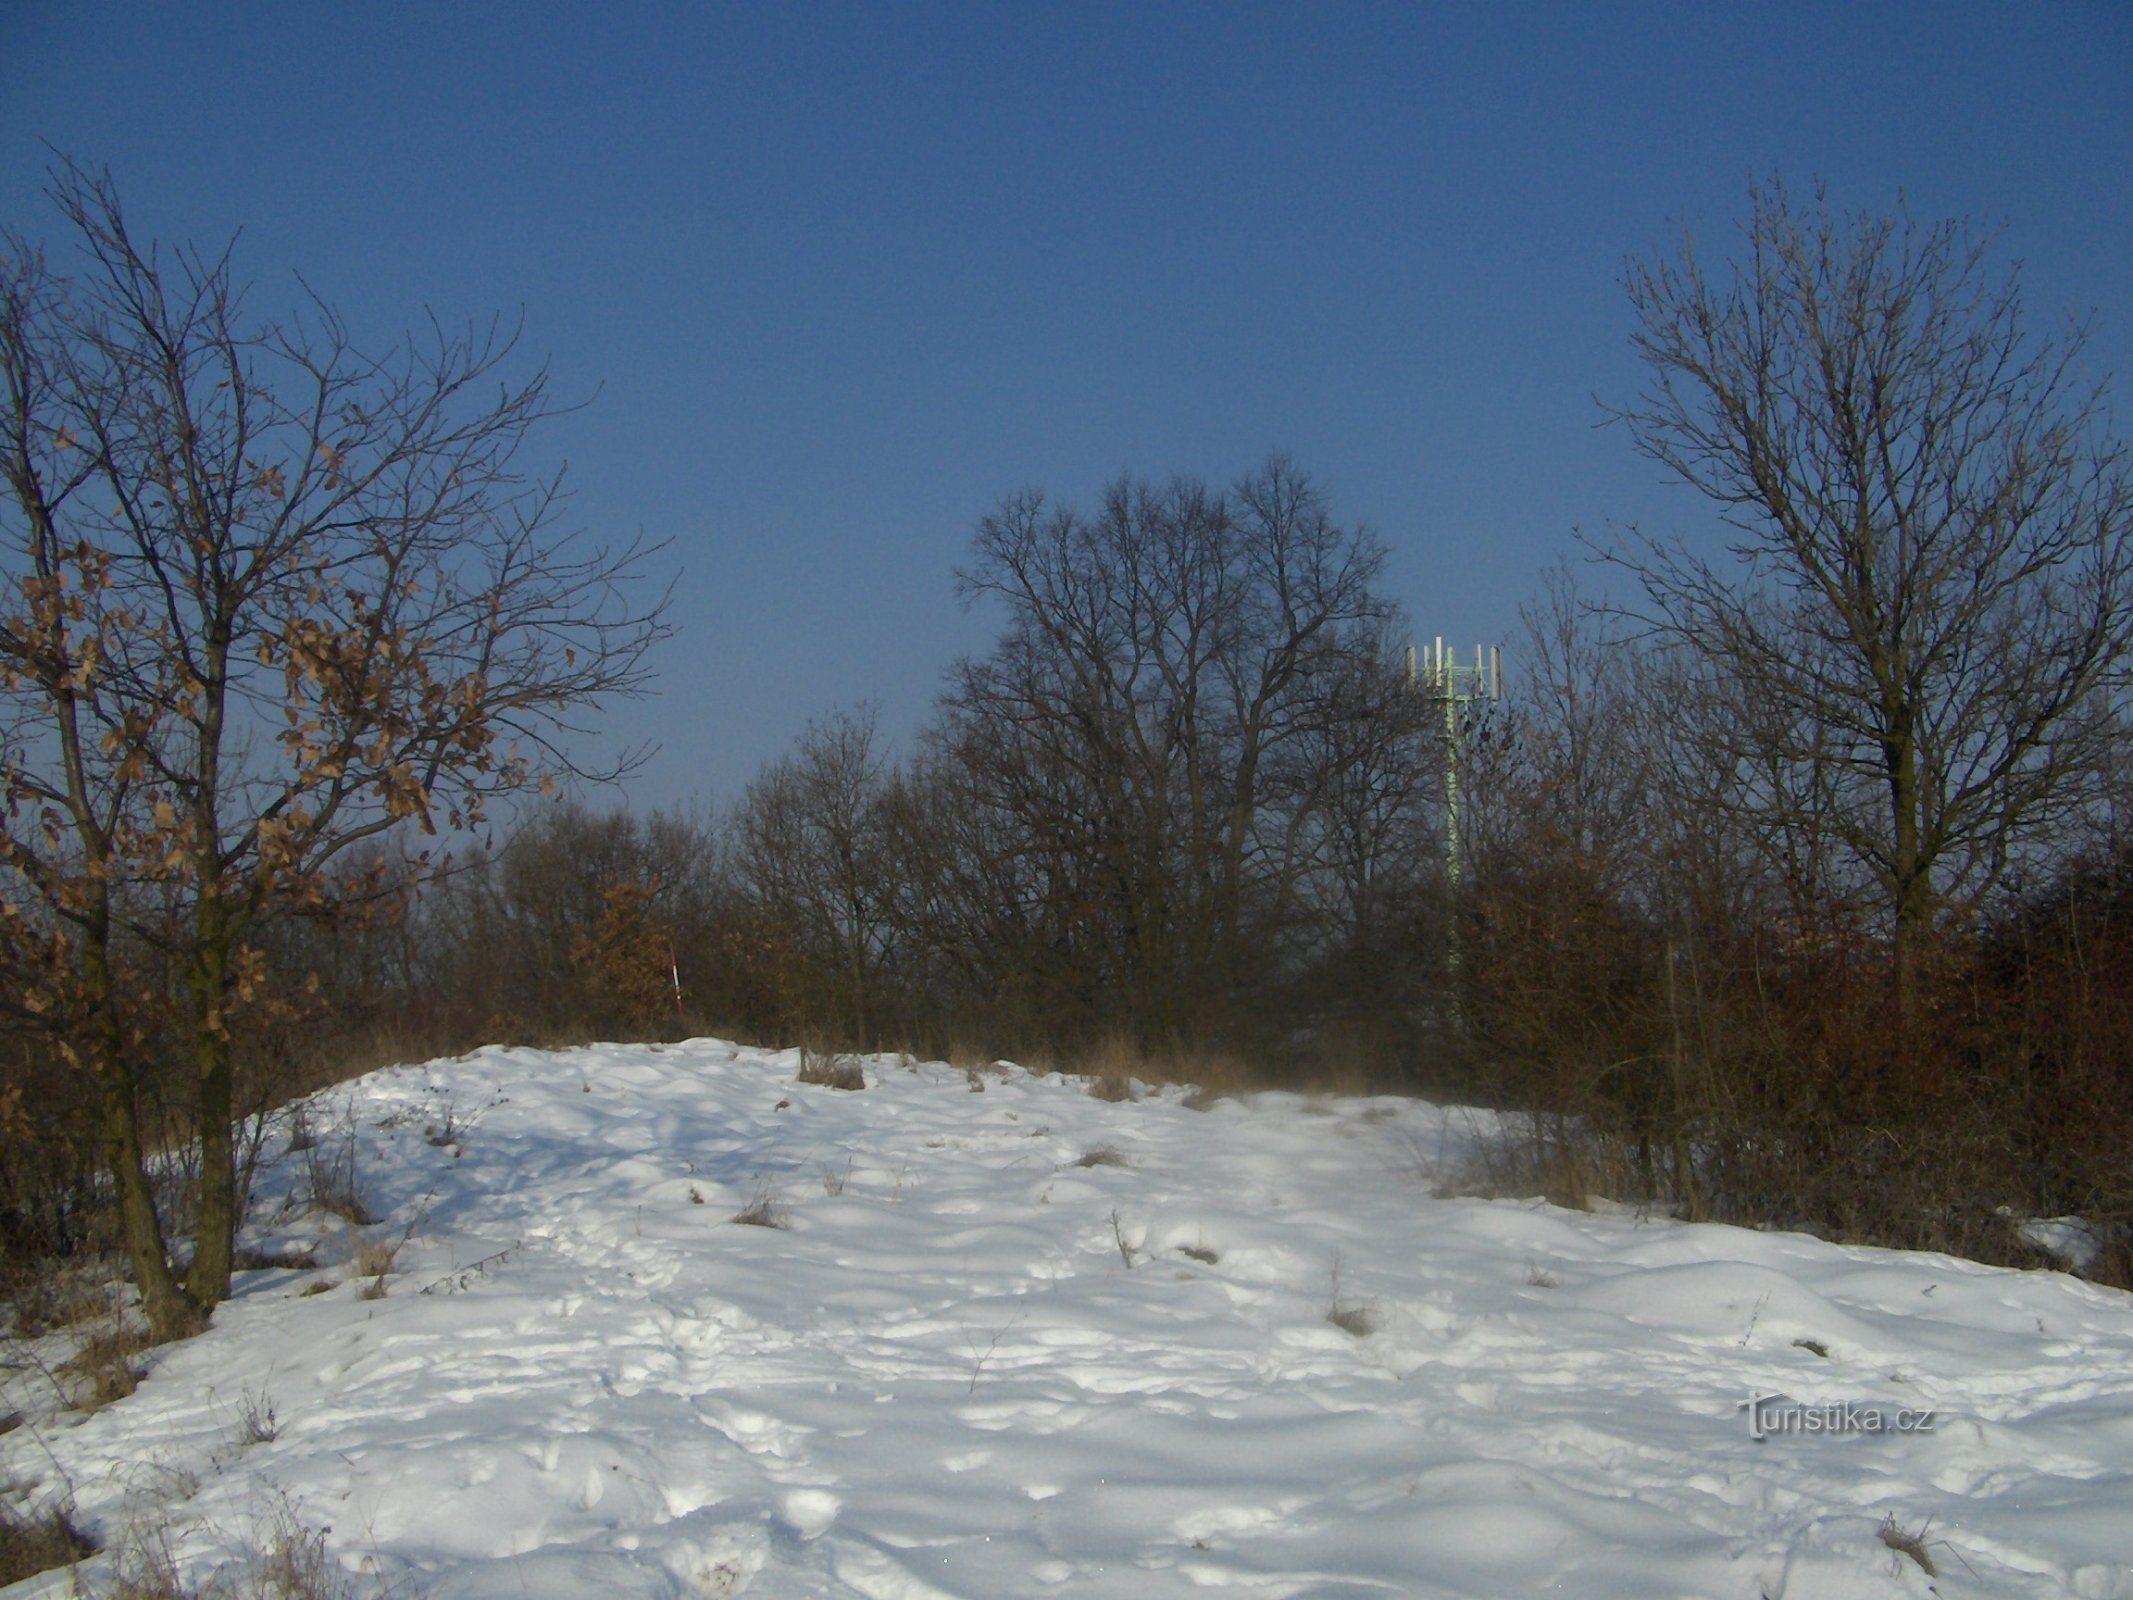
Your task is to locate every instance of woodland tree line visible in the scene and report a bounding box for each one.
[6,171,2132,1337]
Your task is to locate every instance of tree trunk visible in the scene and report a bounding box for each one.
[1885,714,1927,1061]
[183,905,236,1308]
[1662,929,1706,1221]
[83,923,198,1340]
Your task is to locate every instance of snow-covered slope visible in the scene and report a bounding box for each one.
[5,1041,2131,1598]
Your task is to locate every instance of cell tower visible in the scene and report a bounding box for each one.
[1407,638,1502,984]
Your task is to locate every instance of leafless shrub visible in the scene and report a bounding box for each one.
[236,1385,280,1445]
[414,1241,516,1298]
[963,1317,1024,1395]
[232,1246,321,1273]
[1430,1119,1638,1213]
[424,1101,467,1151]
[1109,1209,1135,1269]
[821,1159,851,1197]
[303,1127,374,1226]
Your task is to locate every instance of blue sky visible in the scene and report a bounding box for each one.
[5,3,2129,810]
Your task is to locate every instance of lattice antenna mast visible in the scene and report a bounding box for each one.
[1406,638,1502,979]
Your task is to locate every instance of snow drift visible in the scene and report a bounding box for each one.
[4,1040,2130,1598]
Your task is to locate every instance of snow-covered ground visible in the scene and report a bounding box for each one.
[5,1040,2131,1599]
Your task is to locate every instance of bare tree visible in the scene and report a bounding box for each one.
[732,705,897,1046]
[1287,619,1438,964]
[0,163,669,1333]
[1458,574,1661,1102]
[943,457,1394,1045]
[1607,180,2133,1031]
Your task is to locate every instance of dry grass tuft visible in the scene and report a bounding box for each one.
[3,1263,121,1340]
[0,1498,97,1587]
[1326,1304,1380,1337]
[942,1036,996,1074]
[732,1184,790,1229]
[246,1514,354,1600]
[106,1539,189,1600]
[57,1273,121,1331]
[352,1237,400,1278]
[67,1321,155,1410]
[1074,1034,1144,1102]
[1876,1515,1939,1577]
[1068,1033,1272,1104]
[1325,1252,1378,1337]
[796,1049,866,1091]
[1109,1208,1136,1269]
[1159,1047,1262,1100]
[1073,1146,1130,1169]
[94,1499,360,1600]
[352,1235,399,1299]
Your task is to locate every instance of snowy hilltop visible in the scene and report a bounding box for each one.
[4,1041,2130,1598]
